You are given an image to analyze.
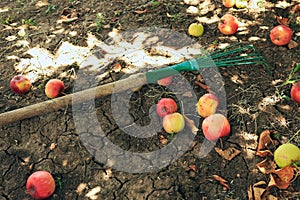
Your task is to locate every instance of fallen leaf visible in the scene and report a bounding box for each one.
[256,159,277,174]
[288,40,298,49]
[212,174,230,189]
[248,184,266,200]
[85,186,101,200]
[256,130,275,157]
[273,166,294,184]
[214,147,241,161]
[268,174,290,190]
[256,149,273,157]
[183,115,199,135]
[134,8,151,14]
[276,16,289,26]
[189,164,198,172]
[194,81,209,90]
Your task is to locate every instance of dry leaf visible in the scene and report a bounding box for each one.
[288,40,298,49]
[256,159,277,174]
[134,8,151,14]
[276,16,289,26]
[194,81,209,90]
[183,115,199,135]
[268,174,290,190]
[189,164,198,172]
[267,166,295,190]
[212,174,230,189]
[273,166,294,184]
[158,134,168,144]
[49,143,57,150]
[214,147,241,161]
[256,130,275,157]
[256,149,273,157]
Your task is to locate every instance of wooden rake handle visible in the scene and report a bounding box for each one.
[0,73,147,126]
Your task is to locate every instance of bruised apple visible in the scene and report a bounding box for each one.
[274,143,300,168]
[222,0,235,8]
[290,82,300,104]
[270,25,293,46]
[163,112,185,134]
[157,76,173,86]
[45,79,65,98]
[26,171,55,200]
[197,93,219,118]
[10,74,31,94]
[156,98,178,118]
[218,14,239,35]
[202,113,230,141]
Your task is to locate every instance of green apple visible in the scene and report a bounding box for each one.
[235,0,247,8]
[188,23,204,37]
[274,143,300,168]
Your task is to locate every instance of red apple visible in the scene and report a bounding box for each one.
[26,171,55,200]
[163,112,185,134]
[156,98,178,118]
[291,82,300,104]
[157,76,173,86]
[222,0,235,8]
[197,93,219,118]
[45,79,65,98]
[10,74,31,94]
[270,25,293,46]
[202,113,230,141]
[218,14,239,35]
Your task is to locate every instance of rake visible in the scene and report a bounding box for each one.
[0,43,267,126]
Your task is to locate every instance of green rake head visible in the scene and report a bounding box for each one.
[146,42,268,83]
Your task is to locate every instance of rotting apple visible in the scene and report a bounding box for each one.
[222,0,235,8]
[45,79,65,98]
[163,112,185,134]
[291,82,300,104]
[26,170,56,200]
[274,143,300,168]
[157,76,173,86]
[218,14,239,35]
[156,98,178,118]
[10,74,31,94]
[270,25,293,46]
[197,93,219,118]
[188,23,204,37]
[202,113,230,141]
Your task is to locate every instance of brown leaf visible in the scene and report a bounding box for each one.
[256,159,277,174]
[256,149,273,157]
[214,147,241,161]
[267,166,295,190]
[212,175,230,189]
[185,164,198,172]
[288,40,298,49]
[256,130,275,157]
[273,166,295,184]
[276,16,289,26]
[268,174,290,190]
[183,115,199,135]
[134,8,151,14]
[194,81,209,90]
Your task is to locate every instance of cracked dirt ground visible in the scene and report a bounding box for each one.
[1,0,300,199]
